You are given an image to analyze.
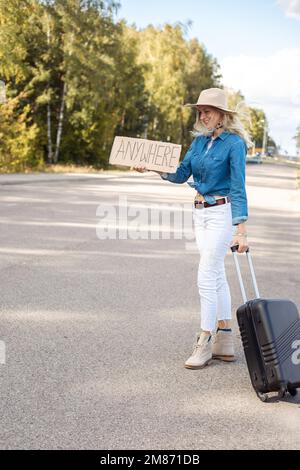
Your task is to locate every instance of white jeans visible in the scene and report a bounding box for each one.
[192,202,236,332]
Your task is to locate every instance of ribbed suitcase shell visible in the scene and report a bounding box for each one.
[237,298,300,398]
[232,247,300,401]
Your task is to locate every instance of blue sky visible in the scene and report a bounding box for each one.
[117,0,300,153]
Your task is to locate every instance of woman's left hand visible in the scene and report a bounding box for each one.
[230,234,249,253]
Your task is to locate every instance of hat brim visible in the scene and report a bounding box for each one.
[184,103,237,114]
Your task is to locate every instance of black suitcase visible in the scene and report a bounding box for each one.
[231,245,300,402]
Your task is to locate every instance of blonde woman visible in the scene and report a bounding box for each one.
[135,88,251,370]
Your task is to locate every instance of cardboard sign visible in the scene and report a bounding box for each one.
[109,136,181,173]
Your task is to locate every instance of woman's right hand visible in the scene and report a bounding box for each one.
[132,166,163,175]
[131,166,148,173]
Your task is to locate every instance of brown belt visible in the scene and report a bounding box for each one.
[194,196,231,209]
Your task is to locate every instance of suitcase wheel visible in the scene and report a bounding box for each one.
[287,387,298,397]
[257,392,268,402]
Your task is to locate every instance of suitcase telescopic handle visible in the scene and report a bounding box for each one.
[230,245,260,303]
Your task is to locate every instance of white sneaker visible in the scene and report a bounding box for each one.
[184,333,213,369]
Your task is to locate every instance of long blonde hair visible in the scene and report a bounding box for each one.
[192,103,253,149]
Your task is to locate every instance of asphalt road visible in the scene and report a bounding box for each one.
[0,162,300,450]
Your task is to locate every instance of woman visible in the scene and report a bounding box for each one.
[135,87,251,370]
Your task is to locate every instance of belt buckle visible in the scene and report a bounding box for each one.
[194,200,204,209]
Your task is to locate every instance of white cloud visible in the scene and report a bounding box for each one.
[220,48,300,153]
[277,0,300,19]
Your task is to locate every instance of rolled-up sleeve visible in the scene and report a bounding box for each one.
[229,140,248,225]
[160,140,195,184]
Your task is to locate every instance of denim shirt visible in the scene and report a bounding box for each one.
[161,131,248,225]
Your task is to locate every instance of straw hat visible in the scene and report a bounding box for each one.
[185,88,237,114]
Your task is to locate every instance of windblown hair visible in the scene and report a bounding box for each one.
[192,102,253,149]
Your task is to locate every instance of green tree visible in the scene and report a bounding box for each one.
[129,23,221,152]
[248,107,267,148]
[0,0,142,168]
[0,0,45,169]
[0,92,42,171]
[0,2,228,170]
[45,0,145,166]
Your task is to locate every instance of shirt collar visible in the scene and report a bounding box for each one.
[205,131,230,141]
[216,131,230,141]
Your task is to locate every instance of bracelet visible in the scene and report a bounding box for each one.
[235,233,247,237]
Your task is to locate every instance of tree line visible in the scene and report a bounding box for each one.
[0,0,276,172]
